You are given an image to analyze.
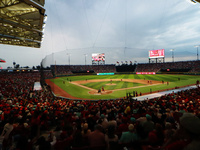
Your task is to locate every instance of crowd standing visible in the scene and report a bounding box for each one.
[136,60,200,73]
[52,65,116,75]
[0,71,200,150]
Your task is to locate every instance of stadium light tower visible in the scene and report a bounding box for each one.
[67,53,71,65]
[170,49,174,62]
[194,45,200,60]
[84,54,87,65]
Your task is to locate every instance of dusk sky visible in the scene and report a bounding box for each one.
[0,0,200,68]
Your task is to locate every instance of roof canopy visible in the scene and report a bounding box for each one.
[0,0,46,48]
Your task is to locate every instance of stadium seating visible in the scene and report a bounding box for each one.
[0,61,200,149]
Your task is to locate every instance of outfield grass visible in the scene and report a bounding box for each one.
[50,74,200,100]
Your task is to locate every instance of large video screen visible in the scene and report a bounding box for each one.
[149,49,165,58]
[92,53,105,61]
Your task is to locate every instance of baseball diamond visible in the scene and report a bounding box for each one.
[46,74,200,100]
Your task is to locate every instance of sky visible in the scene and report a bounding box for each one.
[0,0,200,68]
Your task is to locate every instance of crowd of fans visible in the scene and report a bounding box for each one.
[0,71,199,150]
[135,60,200,73]
[43,60,200,76]
[51,65,116,76]
[42,70,54,79]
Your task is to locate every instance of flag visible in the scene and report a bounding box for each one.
[0,58,6,63]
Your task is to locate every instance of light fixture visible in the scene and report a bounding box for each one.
[44,14,47,22]
[42,23,46,28]
[84,54,87,65]
[170,49,174,62]
[195,45,200,60]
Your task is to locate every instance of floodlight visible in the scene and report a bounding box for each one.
[44,14,47,22]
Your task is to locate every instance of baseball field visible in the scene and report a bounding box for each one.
[46,74,200,100]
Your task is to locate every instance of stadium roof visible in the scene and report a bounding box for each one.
[0,0,46,48]
[191,0,200,3]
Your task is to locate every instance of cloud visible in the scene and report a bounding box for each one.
[0,0,200,68]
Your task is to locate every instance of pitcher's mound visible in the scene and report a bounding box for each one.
[89,90,113,95]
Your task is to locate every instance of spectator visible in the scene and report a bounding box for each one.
[100,114,108,130]
[163,113,200,150]
[1,118,14,149]
[88,124,106,148]
[35,136,51,150]
[142,114,154,139]
[148,123,164,146]
[119,124,137,143]
[164,122,175,142]
[105,125,118,150]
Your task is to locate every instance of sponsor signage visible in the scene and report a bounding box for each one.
[136,72,156,75]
